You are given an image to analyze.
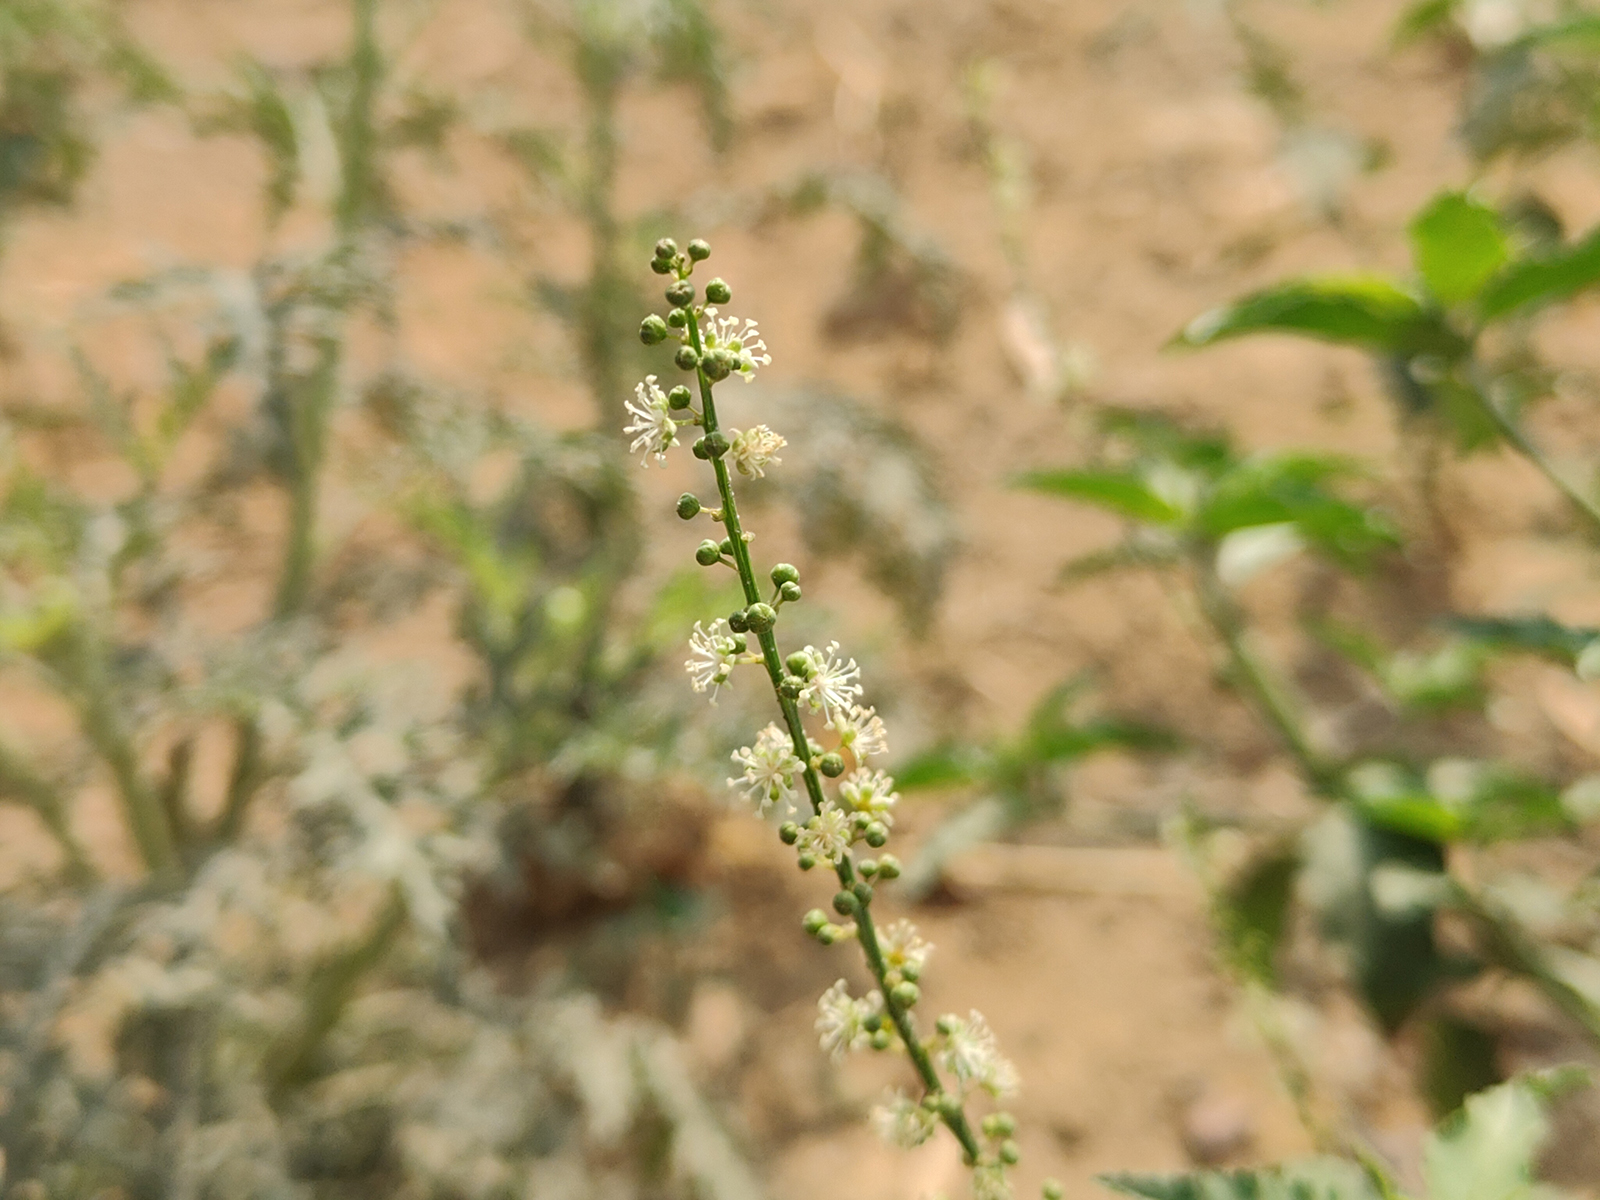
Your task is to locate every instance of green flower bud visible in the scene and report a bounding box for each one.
[864,1012,883,1033]
[700,431,729,459]
[1044,1181,1065,1200]
[797,852,816,871]
[687,238,711,261]
[779,676,804,700]
[701,349,734,381]
[870,1028,892,1051]
[730,632,747,653]
[832,890,858,916]
[654,237,678,262]
[666,279,695,307]
[937,1093,964,1120]
[771,563,800,585]
[705,277,731,303]
[650,257,673,275]
[779,580,802,603]
[667,384,692,409]
[785,650,811,676]
[780,822,800,845]
[864,822,888,848]
[640,314,669,345]
[935,1014,958,1036]
[744,602,777,633]
[818,752,845,778]
[901,960,920,983]
[676,493,701,520]
[858,857,879,876]
[695,540,722,566]
[675,345,700,371]
[802,908,828,934]
[875,854,901,880]
[816,924,839,945]
[891,981,919,1008]
[718,537,734,557]
[982,1113,1016,1139]
[1000,1140,1020,1166]
[727,609,749,633]
[667,307,689,328]
[852,880,873,904]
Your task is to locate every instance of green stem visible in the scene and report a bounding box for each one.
[685,311,983,1165]
[0,735,95,880]
[1466,383,1600,538]
[215,715,263,843]
[1190,547,1338,794]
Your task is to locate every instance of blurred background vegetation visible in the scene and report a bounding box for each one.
[5,0,1600,1196]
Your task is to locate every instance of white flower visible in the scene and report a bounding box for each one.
[624,375,678,466]
[937,1011,1018,1099]
[699,307,771,379]
[871,1089,938,1149]
[877,918,932,974]
[815,979,883,1060]
[838,766,898,827]
[829,704,888,760]
[686,619,744,702]
[728,424,786,478]
[972,1164,1014,1200]
[796,642,864,721]
[729,723,802,815]
[796,801,853,863]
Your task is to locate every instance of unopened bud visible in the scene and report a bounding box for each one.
[727,609,749,633]
[667,384,692,409]
[705,277,731,303]
[875,854,901,880]
[651,257,673,275]
[802,908,828,934]
[901,960,920,982]
[695,540,721,566]
[891,981,919,1008]
[676,493,701,520]
[675,345,700,371]
[718,537,734,557]
[744,602,777,633]
[852,880,873,905]
[870,1028,892,1051]
[700,432,729,459]
[797,852,816,871]
[858,857,879,876]
[701,349,733,381]
[771,563,800,585]
[779,581,802,602]
[779,822,800,845]
[864,823,888,847]
[1000,1140,1020,1166]
[667,307,689,328]
[785,650,811,676]
[654,237,678,262]
[982,1113,1016,1139]
[833,890,858,916]
[935,1014,958,1036]
[640,314,669,345]
[1044,1181,1064,1200]
[666,279,695,307]
[818,752,845,778]
[687,238,712,261]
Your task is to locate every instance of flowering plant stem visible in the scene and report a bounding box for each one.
[682,291,986,1164]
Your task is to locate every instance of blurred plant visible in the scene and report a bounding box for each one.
[1101,1068,1586,1200]
[634,237,1052,1200]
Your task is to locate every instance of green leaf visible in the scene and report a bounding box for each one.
[1215,849,1299,987]
[1392,0,1463,47]
[1479,223,1600,320]
[1448,615,1600,666]
[1514,15,1600,52]
[1410,192,1509,304]
[1172,275,1456,355]
[1013,468,1183,525]
[893,744,991,791]
[1423,1073,1574,1200]
[1100,1159,1379,1200]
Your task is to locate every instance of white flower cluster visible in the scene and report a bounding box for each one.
[728,723,802,815]
[936,1011,1019,1099]
[876,918,932,976]
[623,375,677,466]
[815,978,884,1060]
[698,307,771,380]
[796,800,854,863]
[871,1089,939,1149]
[728,424,785,477]
[794,641,864,720]
[838,766,899,827]
[828,703,888,759]
[685,618,749,701]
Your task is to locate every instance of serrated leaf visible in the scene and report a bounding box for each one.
[1172,275,1455,355]
[1013,468,1184,524]
[1410,192,1509,304]
[1479,223,1600,319]
[1423,1075,1568,1200]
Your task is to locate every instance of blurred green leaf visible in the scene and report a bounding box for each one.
[1215,848,1299,987]
[1410,192,1509,304]
[894,744,993,791]
[1392,0,1464,47]
[1348,760,1568,844]
[1101,1159,1379,1200]
[1479,222,1600,319]
[1448,615,1600,666]
[1423,1071,1582,1200]
[1013,468,1184,524]
[1173,275,1458,355]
